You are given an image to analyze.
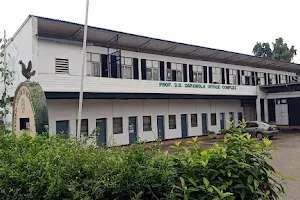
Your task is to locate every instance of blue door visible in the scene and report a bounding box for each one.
[129,117,137,144]
[220,113,225,130]
[202,113,208,135]
[96,118,107,147]
[181,114,188,137]
[157,116,165,140]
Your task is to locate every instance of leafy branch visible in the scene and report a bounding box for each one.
[0,36,14,128]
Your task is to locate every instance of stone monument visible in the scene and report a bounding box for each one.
[12,60,48,137]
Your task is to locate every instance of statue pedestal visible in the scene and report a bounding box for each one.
[12,81,49,137]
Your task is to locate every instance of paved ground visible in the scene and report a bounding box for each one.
[268,133,300,200]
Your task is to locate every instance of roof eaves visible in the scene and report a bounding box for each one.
[33,15,300,70]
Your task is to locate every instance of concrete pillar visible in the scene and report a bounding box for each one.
[264,99,269,122]
[256,97,261,121]
[138,59,142,80]
[187,64,190,82]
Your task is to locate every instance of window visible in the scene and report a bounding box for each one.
[291,76,297,83]
[280,75,287,84]
[228,69,237,85]
[238,112,243,122]
[193,66,203,83]
[121,57,133,79]
[143,116,152,131]
[86,53,101,77]
[167,63,183,82]
[20,118,29,130]
[269,74,276,85]
[241,71,253,85]
[169,115,176,129]
[229,112,234,121]
[276,99,287,104]
[113,117,123,134]
[212,67,221,83]
[211,113,217,126]
[246,122,258,128]
[257,72,265,85]
[191,114,198,127]
[55,58,69,74]
[76,119,89,137]
[56,120,69,135]
[146,60,159,80]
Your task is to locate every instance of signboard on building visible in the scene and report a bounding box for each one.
[158,82,237,90]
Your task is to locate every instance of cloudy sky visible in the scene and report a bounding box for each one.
[1,0,299,63]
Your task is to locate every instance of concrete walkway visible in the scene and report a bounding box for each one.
[269,133,300,200]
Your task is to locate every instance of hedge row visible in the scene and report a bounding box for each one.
[0,123,289,200]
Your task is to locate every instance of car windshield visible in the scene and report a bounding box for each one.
[259,122,269,126]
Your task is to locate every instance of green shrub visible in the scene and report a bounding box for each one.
[0,122,290,199]
[0,131,173,199]
[169,122,289,200]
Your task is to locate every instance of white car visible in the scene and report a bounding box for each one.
[243,121,279,140]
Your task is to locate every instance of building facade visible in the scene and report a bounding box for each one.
[2,15,300,146]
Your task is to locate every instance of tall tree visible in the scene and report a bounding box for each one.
[252,37,297,62]
[252,42,272,58]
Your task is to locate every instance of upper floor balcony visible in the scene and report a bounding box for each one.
[34,41,298,99]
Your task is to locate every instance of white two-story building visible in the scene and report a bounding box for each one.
[3,15,300,146]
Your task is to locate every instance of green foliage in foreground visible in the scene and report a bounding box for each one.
[0,123,291,200]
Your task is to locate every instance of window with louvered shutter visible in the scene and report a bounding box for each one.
[191,114,198,127]
[143,116,152,131]
[211,113,217,126]
[55,58,69,74]
[76,119,89,137]
[113,117,123,134]
[169,115,176,129]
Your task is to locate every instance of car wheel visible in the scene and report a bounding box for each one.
[256,132,263,140]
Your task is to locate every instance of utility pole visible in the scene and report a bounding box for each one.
[3,30,7,126]
[76,0,89,139]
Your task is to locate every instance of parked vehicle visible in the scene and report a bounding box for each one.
[243,121,279,139]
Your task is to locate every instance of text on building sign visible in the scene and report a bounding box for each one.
[158,82,237,90]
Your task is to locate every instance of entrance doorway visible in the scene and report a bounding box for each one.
[129,117,137,144]
[202,113,208,135]
[220,113,225,130]
[157,116,165,140]
[181,114,188,137]
[96,118,107,147]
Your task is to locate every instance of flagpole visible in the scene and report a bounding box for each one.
[76,0,89,139]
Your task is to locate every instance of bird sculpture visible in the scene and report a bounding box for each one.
[19,60,36,81]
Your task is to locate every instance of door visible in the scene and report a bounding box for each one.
[275,100,289,125]
[96,118,107,147]
[243,100,256,121]
[202,113,208,135]
[220,113,225,130]
[157,116,165,140]
[181,114,188,137]
[129,117,137,144]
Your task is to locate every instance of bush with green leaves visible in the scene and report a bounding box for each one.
[0,122,291,199]
[0,130,172,199]
[169,122,291,200]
